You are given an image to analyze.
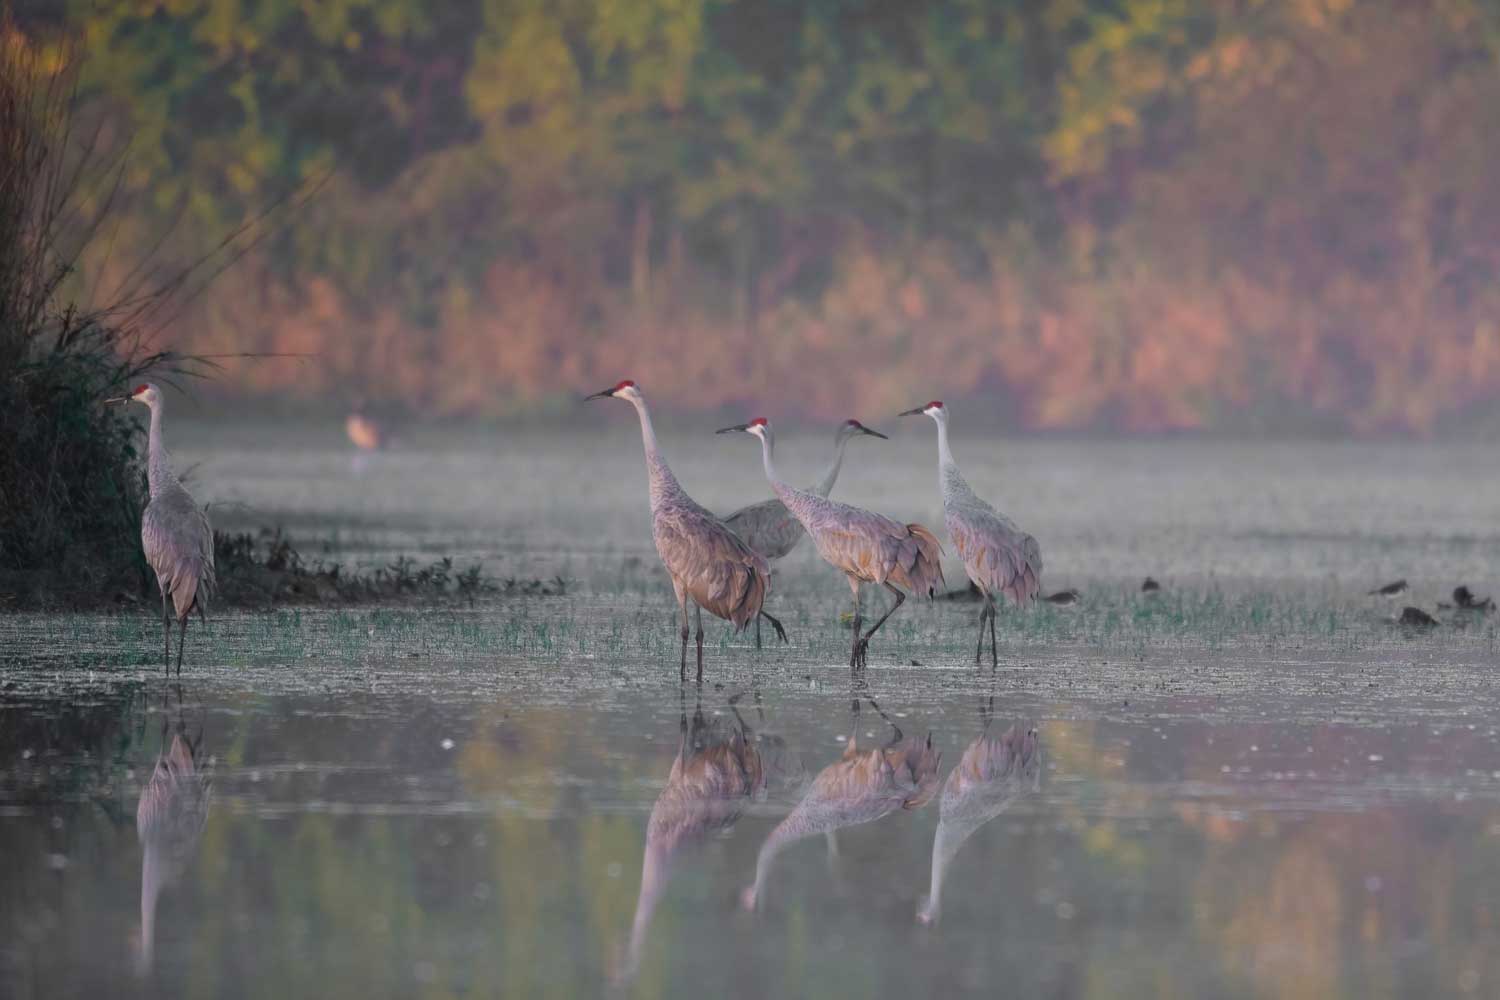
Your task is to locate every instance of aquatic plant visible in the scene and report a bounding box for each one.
[0,23,203,606]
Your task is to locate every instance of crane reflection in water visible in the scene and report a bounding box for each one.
[133,694,212,977]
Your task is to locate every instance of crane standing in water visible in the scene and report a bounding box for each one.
[586,381,786,682]
[722,419,888,648]
[718,418,944,669]
[901,401,1041,668]
[106,384,216,674]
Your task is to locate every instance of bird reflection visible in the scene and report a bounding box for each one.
[135,696,212,977]
[917,699,1040,926]
[618,692,792,986]
[740,697,941,911]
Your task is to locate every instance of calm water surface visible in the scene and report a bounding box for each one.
[3,425,1500,998]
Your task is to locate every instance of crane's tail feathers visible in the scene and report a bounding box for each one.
[697,562,768,633]
[168,558,215,622]
[889,523,945,598]
[895,735,943,809]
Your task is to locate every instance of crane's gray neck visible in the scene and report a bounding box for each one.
[934,415,957,472]
[629,396,680,507]
[138,843,162,975]
[812,430,851,498]
[747,809,813,907]
[756,430,783,490]
[623,842,672,983]
[919,810,980,925]
[145,401,179,498]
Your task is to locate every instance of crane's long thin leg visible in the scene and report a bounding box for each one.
[674,582,690,683]
[161,591,171,673]
[847,577,864,669]
[759,610,787,643]
[856,584,906,666]
[973,602,988,666]
[176,615,187,676]
[988,598,999,670]
[694,603,705,686]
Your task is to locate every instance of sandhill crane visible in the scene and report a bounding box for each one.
[917,707,1040,925]
[718,418,944,669]
[106,384,216,673]
[740,701,940,911]
[723,419,887,648]
[619,697,768,986]
[135,722,212,975]
[900,401,1041,668]
[586,381,786,682]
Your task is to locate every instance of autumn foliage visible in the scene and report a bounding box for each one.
[28,0,1500,431]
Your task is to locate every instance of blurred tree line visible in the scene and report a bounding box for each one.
[24,0,1500,430]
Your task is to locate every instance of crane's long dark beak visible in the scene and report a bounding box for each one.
[859,426,889,439]
[897,407,926,417]
[716,423,751,435]
[102,396,129,405]
[583,387,616,401]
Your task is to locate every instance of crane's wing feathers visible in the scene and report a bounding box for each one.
[947,506,1042,605]
[142,485,216,620]
[722,497,805,561]
[654,506,770,631]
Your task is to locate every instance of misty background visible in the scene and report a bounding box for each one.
[18,0,1500,433]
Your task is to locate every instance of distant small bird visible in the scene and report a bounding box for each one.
[1397,606,1439,627]
[1141,577,1161,593]
[345,407,387,452]
[135,723,211,976]
[918,710,1040,925]
[1369,579,1408,597]
[587,381,785,682]
[938,582,984,602]
[1043,589,1080,606]
[1452,586,1494,612]
[106,384,216,674]
[901,401,1041,669]
[719,418,944,669]
[740,705,941,911]
[722,419,887,647]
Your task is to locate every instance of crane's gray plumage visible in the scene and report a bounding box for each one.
[719,418,943,668]
[586,381,784,682]
[721,420,879,561]
[108,383,216,674]
[901,401,1041,667]
[917,715,1040,925]
[740,707,940,911]
[722,419,886,647]
[136,726,211,975]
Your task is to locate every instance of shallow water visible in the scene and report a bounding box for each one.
[3,425,1500,998]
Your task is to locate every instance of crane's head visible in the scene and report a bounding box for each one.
[105,383,162,408]
[838,418,888,441]
[584,379,642,403]
[898,400,946,421]
[716,417,771,441]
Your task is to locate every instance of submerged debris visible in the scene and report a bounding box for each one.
[1396,606,1439,628]
[1452,586,1494,613]
[1369,579,1408,597]
[1141,577,1162,593]
[1043,589,1081,606]
[211,527,548,606]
